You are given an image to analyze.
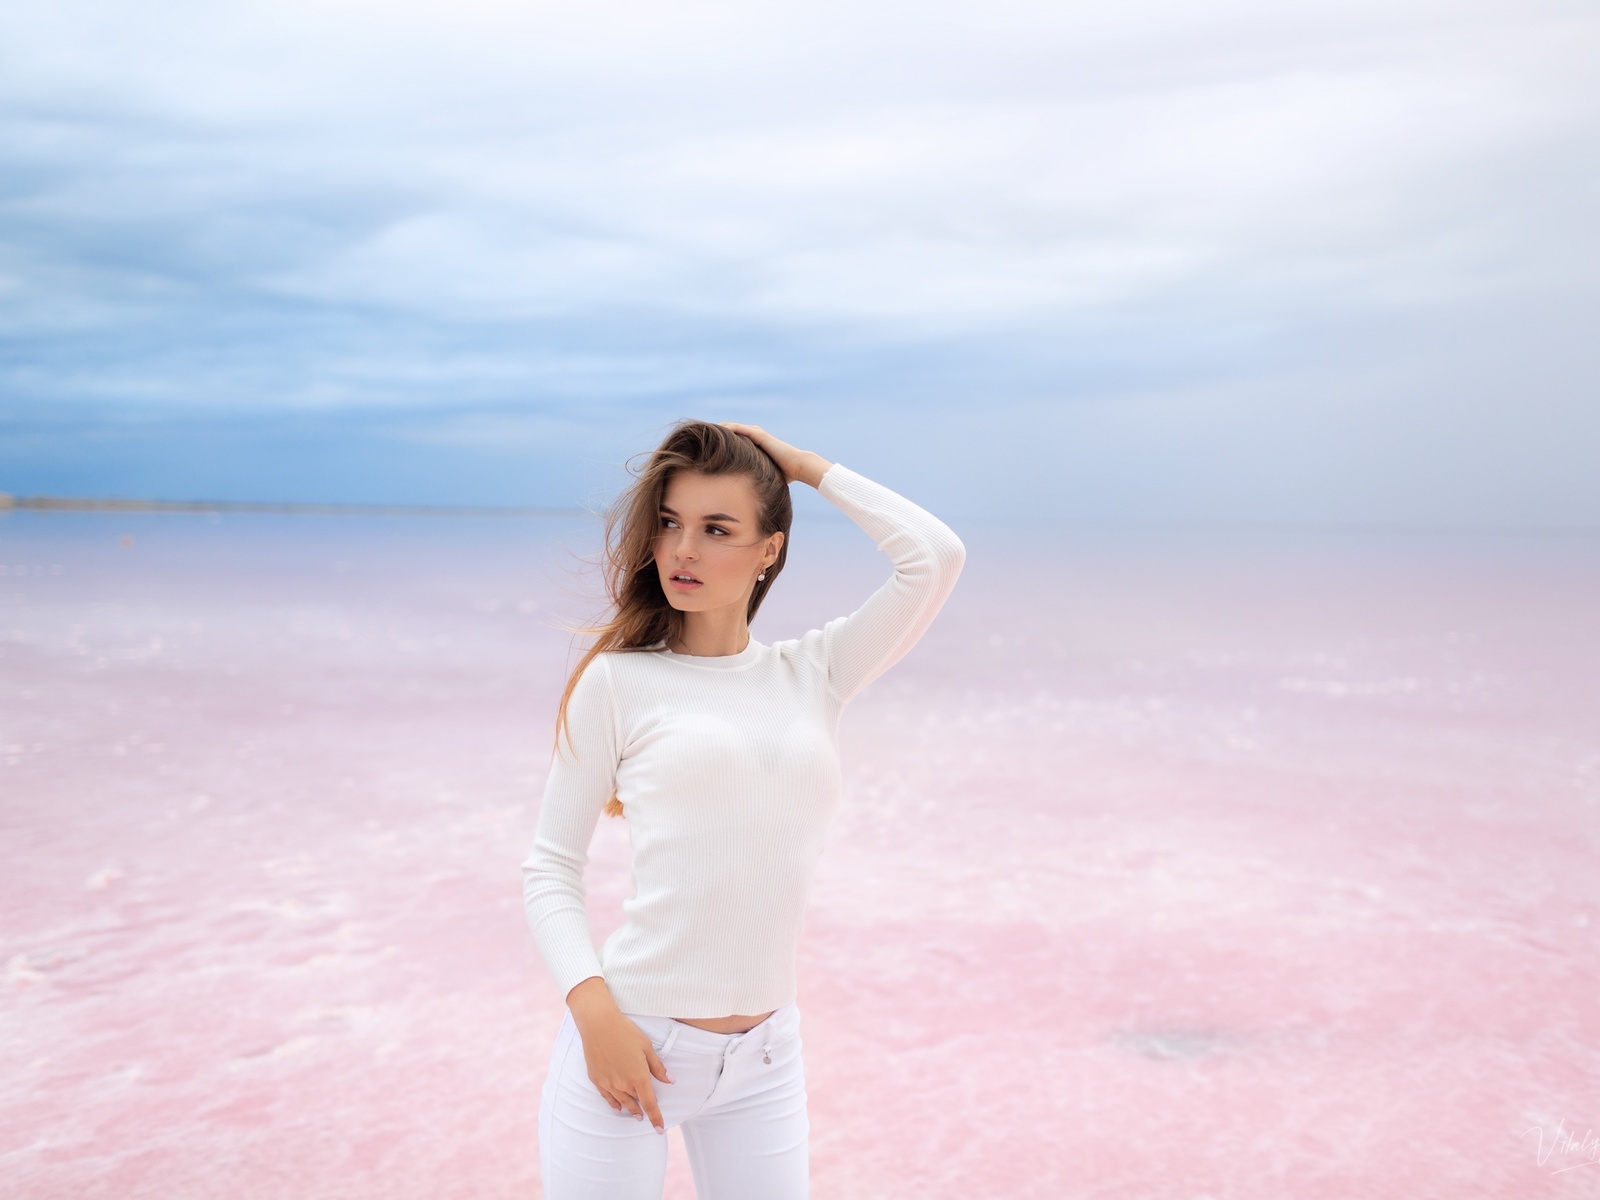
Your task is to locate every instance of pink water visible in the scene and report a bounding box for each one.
[2,512,1597,1198]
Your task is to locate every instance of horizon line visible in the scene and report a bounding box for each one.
[0,493,587,518]
[2,492,1595,536]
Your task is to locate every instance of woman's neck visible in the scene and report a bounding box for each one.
[668,622,752,657]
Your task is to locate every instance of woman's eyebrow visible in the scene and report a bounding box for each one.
[659,504,742,523]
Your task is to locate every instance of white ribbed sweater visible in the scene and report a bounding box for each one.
[520,462,966,1018]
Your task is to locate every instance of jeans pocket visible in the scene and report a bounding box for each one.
[768,1004,802,1045]
[627,1014,676,1057]
[653,1024,683,1060]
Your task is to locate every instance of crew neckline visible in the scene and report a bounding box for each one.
[654,636,766,669]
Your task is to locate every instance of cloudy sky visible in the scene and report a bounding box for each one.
[2,0,1596,525]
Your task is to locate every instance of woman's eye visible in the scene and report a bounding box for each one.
[657,517,727,536]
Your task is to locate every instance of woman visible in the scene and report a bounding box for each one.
[522,419,965,1199]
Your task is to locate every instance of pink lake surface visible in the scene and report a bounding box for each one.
[2,509,1598,1199]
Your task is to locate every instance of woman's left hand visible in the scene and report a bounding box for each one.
[720,423,831,488]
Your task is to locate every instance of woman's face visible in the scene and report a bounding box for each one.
[654,470,780,615]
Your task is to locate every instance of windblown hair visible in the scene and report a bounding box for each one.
[553,419,793,818]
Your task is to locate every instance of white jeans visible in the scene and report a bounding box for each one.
[538,1001,810,1199]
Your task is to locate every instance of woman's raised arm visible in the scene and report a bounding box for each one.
[799,463,966,705]
[714,425,966,705]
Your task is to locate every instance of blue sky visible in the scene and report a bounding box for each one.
[2,0,1596,526]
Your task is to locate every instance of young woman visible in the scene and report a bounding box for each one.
[522,419,965,1199]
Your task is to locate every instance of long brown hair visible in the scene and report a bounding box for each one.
[553,419,794,818]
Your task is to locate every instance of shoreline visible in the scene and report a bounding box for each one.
[0,494,583,518]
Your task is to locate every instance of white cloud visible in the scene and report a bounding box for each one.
[5,0,1593,326]
[1,0,1596,520]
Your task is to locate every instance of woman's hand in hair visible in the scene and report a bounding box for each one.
[719,423,833,489]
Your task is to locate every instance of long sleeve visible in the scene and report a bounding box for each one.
[803,462,966,705]
[520,654,619,1001]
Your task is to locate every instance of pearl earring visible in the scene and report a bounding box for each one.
[757,570,766,581]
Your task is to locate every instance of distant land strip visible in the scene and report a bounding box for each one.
[0,493,587,518]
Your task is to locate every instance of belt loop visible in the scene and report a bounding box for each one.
[659,1023,680,1058]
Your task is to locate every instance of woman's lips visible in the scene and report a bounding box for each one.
[668,575,702,590]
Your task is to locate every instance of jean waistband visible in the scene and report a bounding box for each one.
[623,1001,800,1057]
